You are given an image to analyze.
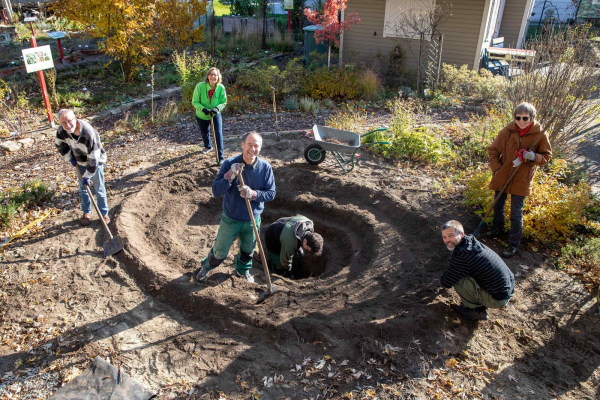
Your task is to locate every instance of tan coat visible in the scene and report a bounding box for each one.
[488,121,552,196]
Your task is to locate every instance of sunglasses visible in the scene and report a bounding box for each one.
[515,116,530,121]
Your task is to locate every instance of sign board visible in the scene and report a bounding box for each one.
[24,17,37,22]
[283,0,293,10]
[22,45,54,73]
[47,31,66,40]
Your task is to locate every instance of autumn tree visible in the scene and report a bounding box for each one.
[304,0,360,68]
[51,0,207,80]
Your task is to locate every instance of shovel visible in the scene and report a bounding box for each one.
[270,86,281,140]
[236,167,277,303]
[473,115,556,237]
[74,166,124,257]
[209,114,221,166]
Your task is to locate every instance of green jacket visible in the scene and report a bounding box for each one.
[191,81,227,120]
[279,216,313,270]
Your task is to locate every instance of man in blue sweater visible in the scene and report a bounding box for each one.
[440,220,515,321]
[196,132,276,283]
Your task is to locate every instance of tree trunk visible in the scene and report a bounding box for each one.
[327,44,331,69]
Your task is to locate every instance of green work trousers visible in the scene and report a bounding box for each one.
[453,276,511,309]
[205,213,260,274]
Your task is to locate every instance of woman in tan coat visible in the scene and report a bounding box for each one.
[484,103,552,258]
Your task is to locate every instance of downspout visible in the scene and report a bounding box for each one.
[473,0,492,70]
[339,8,345,66]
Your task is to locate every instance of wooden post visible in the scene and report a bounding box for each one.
[1,0,13,23]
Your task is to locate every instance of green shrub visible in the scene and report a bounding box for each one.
[235,58,305,100]
[556,237,600,291]
[0,180,54,229]
[298,97,320,114]
[226,85,252,114]
[463,159,598,243]
[362,99,454,164]
[172,51,214,101]
[300,66,359,100]
[283,96,298,111]
[57,91,91,108]
[439,63,504,101]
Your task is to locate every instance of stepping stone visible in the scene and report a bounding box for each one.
[0,141,22,152]
[18,138,34,147]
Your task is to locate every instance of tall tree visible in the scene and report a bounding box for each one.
[51,0,207,80]
[304,0,360,68]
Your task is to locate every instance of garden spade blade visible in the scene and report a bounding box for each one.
[103,236,124,257]
[257,284,278,304]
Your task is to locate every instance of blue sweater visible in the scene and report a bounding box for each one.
[212,154,276,221]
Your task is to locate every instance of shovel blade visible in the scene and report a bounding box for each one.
[103,236,124,257]
[257,284,278,304]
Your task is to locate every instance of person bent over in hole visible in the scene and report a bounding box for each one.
[263,216,324,279]
[440,220,515,321]
[195,132,275,283]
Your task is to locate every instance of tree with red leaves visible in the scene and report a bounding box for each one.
[304,0,360,68]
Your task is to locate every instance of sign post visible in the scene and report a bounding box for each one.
[22,43,55,128]
[48,31,66,64]
[283,0,293,35]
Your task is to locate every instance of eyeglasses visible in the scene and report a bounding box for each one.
[515,116,529,121]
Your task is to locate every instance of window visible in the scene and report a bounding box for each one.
[383,0,436,38]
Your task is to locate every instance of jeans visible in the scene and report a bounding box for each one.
[196,113,224,160]
[202,213,260,274]
[492,191,525,249]
[453,276,512,309]
[78,164,108,216]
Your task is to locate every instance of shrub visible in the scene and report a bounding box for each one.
[362,99,454,164]
[226,85,252,114]
[438,63,504,101]
[154,100,179,126]
[300,66,360,100]
[283,96,298,111]
[556,237,600,291]
[0,180,54,229]
[325,103,366,132]
[266,29,295,53]
[463,159,597,243]
[359,69,380,100]
[235,58,305,99]
[172,51,214,101]
[298,97,320,114]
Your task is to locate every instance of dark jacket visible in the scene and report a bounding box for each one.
[488,121,552,196]
[441,235,515,301]
[265,216,313,270]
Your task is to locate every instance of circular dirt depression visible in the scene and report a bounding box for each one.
[116,157,451,352]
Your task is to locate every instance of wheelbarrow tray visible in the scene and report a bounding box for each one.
[313,125,360,152]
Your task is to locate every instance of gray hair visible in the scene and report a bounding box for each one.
[513,102,537,121]
[441,220,464,234]
[57,109,75,120]
[241,131,262,144]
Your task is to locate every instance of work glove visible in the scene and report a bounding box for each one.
[523,150,536,162]
[239,185,257,200]
[82,177,90,186]
[202,107,210,115]
[224,163,243,182]
[512,158,522,167]
[70,158,77,167]
[211,107,219,116]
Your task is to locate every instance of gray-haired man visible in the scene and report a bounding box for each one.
[440,220,515,321]
[55,109,109,226]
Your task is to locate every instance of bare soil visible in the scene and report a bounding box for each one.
[0,113,599,399]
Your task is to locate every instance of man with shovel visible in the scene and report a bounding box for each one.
[195,132,275,283]
[264,216,323,279]
[440,220,515,321]
[55,109,109,227]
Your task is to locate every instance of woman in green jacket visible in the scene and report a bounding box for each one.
[191,67,227,161]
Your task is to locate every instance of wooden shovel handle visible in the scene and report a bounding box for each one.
[237,167,273,290]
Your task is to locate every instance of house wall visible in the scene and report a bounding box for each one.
[497,0,527,47]
[343,0,487,70]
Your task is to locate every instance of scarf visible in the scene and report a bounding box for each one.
[516,121,533,137]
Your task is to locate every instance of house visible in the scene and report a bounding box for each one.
[578,0,600,21]
[340,0,536,71]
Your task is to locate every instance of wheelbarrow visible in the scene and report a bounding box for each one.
[303,125,389,172]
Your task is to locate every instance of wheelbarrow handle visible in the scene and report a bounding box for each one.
[362,141,389,146]
[360,127,388,138]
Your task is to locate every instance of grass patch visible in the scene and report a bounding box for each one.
[0,180,54,230]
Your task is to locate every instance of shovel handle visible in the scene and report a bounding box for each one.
[271,87,278,124]
[237,168,273,291]
[210,115,220,166]
[74,166,114,240]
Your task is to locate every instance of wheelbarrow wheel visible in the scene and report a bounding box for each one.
[304,143,326,165]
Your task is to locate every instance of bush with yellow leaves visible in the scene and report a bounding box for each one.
[463,159,599,243]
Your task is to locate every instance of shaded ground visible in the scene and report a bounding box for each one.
[0,112,599,399]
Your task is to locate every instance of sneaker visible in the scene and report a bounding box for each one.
[453,305,488,321]
[102,214,110,224]
[482,228,503,239]
[501,246,519,259]
[195,266,210,282]
[201,148,213,154]
[235,270,255,283]
[81,213,92,226]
